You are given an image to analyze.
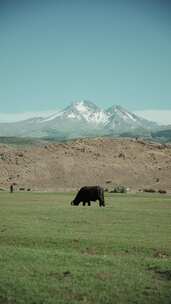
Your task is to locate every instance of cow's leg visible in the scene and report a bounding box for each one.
[88,201,91,206]
[99,200,105,207]
[83,202,86,206]
[99,198,105,207]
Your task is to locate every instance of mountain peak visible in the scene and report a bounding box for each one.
[63,100,108,124]
[71,100,100,110]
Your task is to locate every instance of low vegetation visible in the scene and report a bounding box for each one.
[143,188,156,193]
[0,192,170,304]
[110,185,127,193]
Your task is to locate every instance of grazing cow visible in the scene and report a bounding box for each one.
[71,186,105,207]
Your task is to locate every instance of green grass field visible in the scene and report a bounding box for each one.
[0,192,170,304]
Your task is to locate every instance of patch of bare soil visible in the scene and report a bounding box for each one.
[0,138,171,192]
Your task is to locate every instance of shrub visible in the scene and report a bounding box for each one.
[0,153,6,161]
[19,188,25,191]
[118,152,125,159]
[111,185,127,193]
[143,188,156,193]
[158,189,167,194]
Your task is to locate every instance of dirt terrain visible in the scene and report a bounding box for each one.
[0,138,171,192]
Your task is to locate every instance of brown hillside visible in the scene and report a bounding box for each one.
[0,138,171,192]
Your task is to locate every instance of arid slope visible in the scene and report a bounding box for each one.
[0,138,170,192]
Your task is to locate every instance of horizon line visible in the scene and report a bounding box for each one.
[0,108,171,125]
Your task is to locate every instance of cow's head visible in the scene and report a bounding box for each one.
[71,200,79,206]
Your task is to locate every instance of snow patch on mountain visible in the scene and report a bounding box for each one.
[41,110,63,122]
[74,100,88,113]
[124,112,136,122]
[67,113,77,119]
[68,100,109,124]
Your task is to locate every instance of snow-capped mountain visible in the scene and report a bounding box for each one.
[0,100,158,138]
[62,100,109,124]
[38,100,109,125]
[105,105,157,132]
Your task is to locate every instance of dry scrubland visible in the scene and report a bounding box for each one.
[0,192,170,304]
[0,138,171,192]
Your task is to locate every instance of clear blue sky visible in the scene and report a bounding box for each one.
[0,0,171,113]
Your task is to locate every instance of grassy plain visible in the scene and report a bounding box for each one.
[0,192,170,304]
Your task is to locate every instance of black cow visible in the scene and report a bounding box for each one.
[71,186,105,207]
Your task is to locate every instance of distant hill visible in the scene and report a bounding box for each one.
[151,128,171,143]
[0,136,68,146]
[0,138,170,192]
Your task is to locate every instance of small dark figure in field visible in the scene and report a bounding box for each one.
[71,186,105,207]
[10,184,14,193]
